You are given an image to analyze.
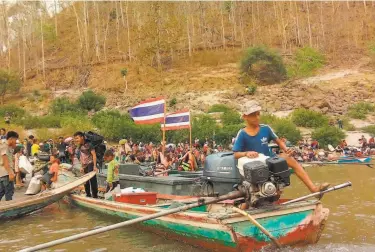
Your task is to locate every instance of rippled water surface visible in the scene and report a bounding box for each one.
[1,164,374,251]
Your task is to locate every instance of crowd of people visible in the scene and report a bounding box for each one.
[107,137,227,173]
[277,135,375,163]
[0,124,231,202]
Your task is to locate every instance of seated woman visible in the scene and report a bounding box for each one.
[179,151,197,171]
[41,153,59,190]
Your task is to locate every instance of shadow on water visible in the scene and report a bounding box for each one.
[0,164,374,251]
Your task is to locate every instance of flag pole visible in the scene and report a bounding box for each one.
[189,111,192,151]
[162,101,166,153]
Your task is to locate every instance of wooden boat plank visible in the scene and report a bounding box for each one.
[0,171,96,220]
[69,194,329,251]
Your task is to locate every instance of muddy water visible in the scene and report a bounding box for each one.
[1,164,374,252]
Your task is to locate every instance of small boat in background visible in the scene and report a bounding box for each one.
[0,171,96,220]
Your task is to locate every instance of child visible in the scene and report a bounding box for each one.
[104,150,119,192]
[41,153,60,189]
[14,145,25,188]
[233,100,329,194]
[31,139,40,156]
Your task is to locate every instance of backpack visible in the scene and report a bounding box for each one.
[84,131,106,165]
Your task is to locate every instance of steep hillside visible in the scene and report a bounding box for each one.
[1,1,375,118]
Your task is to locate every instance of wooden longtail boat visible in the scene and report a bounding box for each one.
[0,171,96,220]
[69,194,329,251]
[301,157,372,167]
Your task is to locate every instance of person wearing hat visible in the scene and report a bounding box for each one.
[232,101,329,194]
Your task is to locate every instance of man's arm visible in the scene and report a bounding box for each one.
[2,154,14,181]
[275,138,287,152]
[91,149,97,171]
[107,163,113,184]
[234,151,258,159]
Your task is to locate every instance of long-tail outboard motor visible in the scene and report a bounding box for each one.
[238,155,290,207]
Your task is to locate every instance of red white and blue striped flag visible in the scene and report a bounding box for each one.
[161,109,191,131]
[129,97,166,124]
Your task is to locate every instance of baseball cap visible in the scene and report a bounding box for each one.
[240,101,262,115]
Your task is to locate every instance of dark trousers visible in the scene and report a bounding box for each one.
[106,181,120,193]
[0,175,14,201]
[84,163,98,198]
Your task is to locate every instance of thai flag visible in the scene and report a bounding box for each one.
[129,97,165,124]
[161,109,191,131]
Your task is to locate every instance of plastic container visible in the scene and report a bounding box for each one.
[114,192,157,205]
[237,154,269,176]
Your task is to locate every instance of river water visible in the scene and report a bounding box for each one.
[1,164,374,252]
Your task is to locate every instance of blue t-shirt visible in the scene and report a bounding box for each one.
[232,124,278,156]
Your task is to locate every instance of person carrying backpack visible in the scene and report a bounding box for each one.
[74,131,98,198]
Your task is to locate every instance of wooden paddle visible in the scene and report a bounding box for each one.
[232,207,282,248]
[282,181,352,205]
[19,190,244,252]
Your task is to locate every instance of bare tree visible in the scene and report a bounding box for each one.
[220,3,225,49]
[72,3,83,65]
[126,1,131,61]
[39,8,45,81]
[186,2,192,57]
[2,2,10,72]
[83,1,89,57]
[94,1,100,61]
[54,0,58,37]
[22,18,26,83]
[119,1,125,27]
[306,1,313,47]
[115,1,120,52]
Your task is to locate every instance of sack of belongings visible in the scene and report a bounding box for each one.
[25,175,42,195]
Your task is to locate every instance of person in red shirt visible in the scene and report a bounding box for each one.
[311,140,319,150]
[41,153,60,189]
[369,137,375,144]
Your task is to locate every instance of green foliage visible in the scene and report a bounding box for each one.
[221,109,242,126]
[77,90,106,111]
[240,46,287,84]
[169,98,177,107]
[362,125,375,136]
[291,108,329,128]
[287,47,325,78]
[91,110,126,140]
[0,105,26,119]
[109,9,117,20]
[341,117,356,131]
[33,90,41,97]
[246,83,257,95]
[260,113,278,125]
[367,41,375,65]
[271,119,301,145]
[0,69,21,103]
[208,104,231,113]
[42,23,57,42]
[311,126,346,149]
[191,114,218,141]
[20,115,61,129]
[120,68,128,77]
[60,116,94,132]
[50,97,80,115]
[92,110,161,142]
[347,102,375,119]
[215,124,243,145]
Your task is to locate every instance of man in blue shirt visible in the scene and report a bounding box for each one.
[233,101,329,194]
